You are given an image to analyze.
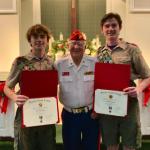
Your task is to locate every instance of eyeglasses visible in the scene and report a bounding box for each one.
[69,41,86,47]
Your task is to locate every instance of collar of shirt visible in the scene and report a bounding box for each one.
[67,55,89,68]
[25,51,49,61]
[102,39,127,51]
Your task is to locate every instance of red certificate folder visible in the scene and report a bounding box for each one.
[93,63,130,116]
[20,70,59,127]
[94,63,130,91]
[20,70,58,98]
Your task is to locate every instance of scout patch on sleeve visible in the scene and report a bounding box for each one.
[16,56,34,70]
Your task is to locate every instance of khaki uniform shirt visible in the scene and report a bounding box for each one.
[97,39,150,80]
[55,55,97,109]
[6,52,54,88]
[6,52,55,150]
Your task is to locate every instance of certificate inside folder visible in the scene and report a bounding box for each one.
[94,63,130,117]
[20,70,59,127]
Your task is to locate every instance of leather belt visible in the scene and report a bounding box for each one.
[64,105,92,114]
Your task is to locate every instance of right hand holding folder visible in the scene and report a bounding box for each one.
[14,94,29,107]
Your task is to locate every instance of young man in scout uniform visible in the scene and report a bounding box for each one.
[97,12,150,150]
[4,24,56,150]
[55,30,99,150]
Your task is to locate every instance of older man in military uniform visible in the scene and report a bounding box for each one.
[97,12,150,150]
[55,30,99,150]
[4,24,56,150]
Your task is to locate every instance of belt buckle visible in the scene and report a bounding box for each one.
[72,106,89,114]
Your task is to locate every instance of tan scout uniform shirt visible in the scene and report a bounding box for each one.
[97,39,150,80]
[6,52,55,150]
[6,52,54,88]
[55,55,97,109]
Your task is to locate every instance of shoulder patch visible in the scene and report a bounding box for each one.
[16,56,28,66]
[16,56,35,70]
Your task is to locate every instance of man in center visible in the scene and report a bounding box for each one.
[55,30,99,150]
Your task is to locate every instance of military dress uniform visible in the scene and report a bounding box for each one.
[97,39,150,149]
[6,52,56,150]
[55,55,99,150]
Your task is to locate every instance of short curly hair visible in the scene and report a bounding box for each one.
[26,24,51,42]
[100,12,122,29]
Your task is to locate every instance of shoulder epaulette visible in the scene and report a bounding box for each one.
[47,55,52,58]
[127,42,138,47]
[46,55,54,61]
[86,56,96,61]
[98,46,105,51]
[56,56,68,64]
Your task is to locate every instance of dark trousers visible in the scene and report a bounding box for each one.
[62,108,100,150]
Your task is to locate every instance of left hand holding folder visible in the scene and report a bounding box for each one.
[123,87,138,98]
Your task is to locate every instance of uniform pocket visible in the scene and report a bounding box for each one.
[60,76,73,92]
[83,75,94,95]
[84,75,94,81]
[114,56,131,64]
